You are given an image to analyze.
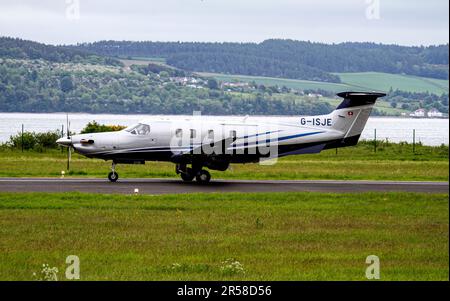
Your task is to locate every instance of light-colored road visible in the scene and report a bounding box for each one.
[0,178,447,194]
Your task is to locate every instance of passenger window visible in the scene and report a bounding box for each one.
[190,129,196,139]
[176,129,183,138]
[208,130,214,139]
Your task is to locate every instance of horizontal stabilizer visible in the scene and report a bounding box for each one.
[336,91,386,109]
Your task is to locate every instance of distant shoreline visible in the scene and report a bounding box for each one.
[0,112,448,120]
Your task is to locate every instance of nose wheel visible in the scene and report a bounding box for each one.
[108,162,119,182]
[108,171,119,182]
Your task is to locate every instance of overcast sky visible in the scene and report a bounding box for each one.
[0,0,448,46]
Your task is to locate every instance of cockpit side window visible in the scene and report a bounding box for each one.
[125,123,150,135]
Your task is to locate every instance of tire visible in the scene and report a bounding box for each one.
[195,170,211,184]
[180,169,195,182]
[108,171,119,182]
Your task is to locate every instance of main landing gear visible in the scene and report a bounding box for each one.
[108,162,119,182]
[107,162,211,184]
[176,164,211,184]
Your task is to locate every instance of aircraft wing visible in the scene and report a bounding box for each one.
[186,136,237,156]
[171,136,237,163]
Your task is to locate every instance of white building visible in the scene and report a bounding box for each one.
[409,108,426,117]
[221,82,249,88]
[307,93,323,98]
[427,108,444,118]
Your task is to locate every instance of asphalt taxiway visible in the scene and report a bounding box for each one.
[0,178,447,194]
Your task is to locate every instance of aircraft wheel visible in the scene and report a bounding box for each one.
[195,170,211,184]
[108,171,119,182]
[180,168,195,182]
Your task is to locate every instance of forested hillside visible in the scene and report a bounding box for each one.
[0,37,448,115]
[73,39,449,81]
[0,37,122,66]
[0,58,336,115]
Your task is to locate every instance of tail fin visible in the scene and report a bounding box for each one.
[325,91,386,148]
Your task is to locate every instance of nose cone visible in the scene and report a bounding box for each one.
[56,137,72,147]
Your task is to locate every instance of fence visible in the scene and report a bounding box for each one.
[370,128,418,153]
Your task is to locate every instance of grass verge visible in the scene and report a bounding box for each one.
[0,191,447,280]
[0,141,447,181]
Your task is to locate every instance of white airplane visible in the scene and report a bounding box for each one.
[56,91,386,183]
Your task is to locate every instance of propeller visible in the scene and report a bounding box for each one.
[56,114,74,172]
[66,113,71,171]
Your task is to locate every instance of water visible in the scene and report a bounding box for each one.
[362,118,448,146]
[0,113,448,146]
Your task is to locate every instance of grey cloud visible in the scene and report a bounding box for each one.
[0,0,448,45]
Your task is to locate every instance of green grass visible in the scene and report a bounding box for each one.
[201,72,449,95]
[0,141,447,181]
[199,72,353,92]
[0,191,447,280]
[269,93,409,115]
[131,57,166,63]
[118,56,166,63]
[373,100,410,115]
[336,72,449,95]
[119,57,168,68]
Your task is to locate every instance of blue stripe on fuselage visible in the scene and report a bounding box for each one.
[233,131,324,148]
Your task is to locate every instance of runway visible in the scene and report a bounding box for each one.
[0,178,447,194]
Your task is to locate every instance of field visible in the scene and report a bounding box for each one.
[0,141,447,281]
[118,56,167,63]
[0,141,447,181]
[119,56,167,67]
[268,93,409,115]
[201,72,449,95]
[336,72,449,95]
[0,191,447,281]
[199,72,352,92]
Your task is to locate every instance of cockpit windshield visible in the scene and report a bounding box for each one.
[125,123,151,135]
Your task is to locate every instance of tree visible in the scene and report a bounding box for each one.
[159,71,169,78]
[207,79,219,90]
[72,39,448,80]
[401,103,410,110]
[60,75,74,92]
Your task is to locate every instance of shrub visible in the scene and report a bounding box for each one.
[80,121,126,134]
[7,130,61,150]
[8,132,38,150]
[35,131,61,148]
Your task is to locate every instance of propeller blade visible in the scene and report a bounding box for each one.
[67,146,71,171]
[66,113,71,138]
[64,113,72,171]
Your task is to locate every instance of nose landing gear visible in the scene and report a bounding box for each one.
[108,162,119,182]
